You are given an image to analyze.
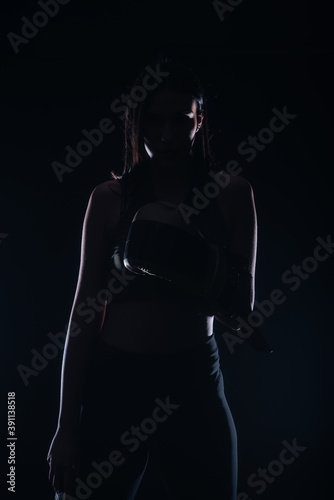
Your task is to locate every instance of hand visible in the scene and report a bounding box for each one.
[54,491,75,500]
[47,427,80,495]
[54,492,75,500]
[214,310,241,331]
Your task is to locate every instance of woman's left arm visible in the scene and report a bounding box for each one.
[214,174,257,326]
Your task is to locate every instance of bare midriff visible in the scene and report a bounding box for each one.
[96,173,231,354]
[99,299,214,353]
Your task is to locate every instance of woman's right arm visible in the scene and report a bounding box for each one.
[47,182,119,494]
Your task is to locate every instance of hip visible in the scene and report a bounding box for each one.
[80,332,225,446]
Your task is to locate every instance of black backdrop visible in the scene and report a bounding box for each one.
[1,1,334,499]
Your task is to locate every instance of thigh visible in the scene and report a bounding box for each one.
[77,384,151,500]
[75,346,153,500]
[73,445,149,500]
[155,369,238,500]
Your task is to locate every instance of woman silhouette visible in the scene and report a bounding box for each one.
[47,59,258,500]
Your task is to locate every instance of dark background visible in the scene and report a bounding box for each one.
[1,0,333,498]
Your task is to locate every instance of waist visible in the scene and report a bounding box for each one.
[95,329,220,368]
[107,269,215,313]
[99,299,214,353]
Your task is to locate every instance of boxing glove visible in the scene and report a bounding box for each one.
[123,201,228,301]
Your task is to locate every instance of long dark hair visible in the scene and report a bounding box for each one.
[110,58,213,187]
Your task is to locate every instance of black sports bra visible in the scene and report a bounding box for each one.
[107,161,229,312]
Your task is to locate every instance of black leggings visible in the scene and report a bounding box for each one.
[73,333,237,500]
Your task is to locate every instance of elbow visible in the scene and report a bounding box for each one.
[68,300,107,339]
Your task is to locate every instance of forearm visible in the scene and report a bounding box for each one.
[213,250,254,328]
[56,312,104,432]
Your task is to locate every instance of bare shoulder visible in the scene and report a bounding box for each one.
[215,171,254,207]
[89,180,122,206]
[213,171,255,233]
[216,170,252,195]
[88,180,122,229]
[91,179,121,197]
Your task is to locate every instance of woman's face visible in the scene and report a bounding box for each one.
[142,88,203,167]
